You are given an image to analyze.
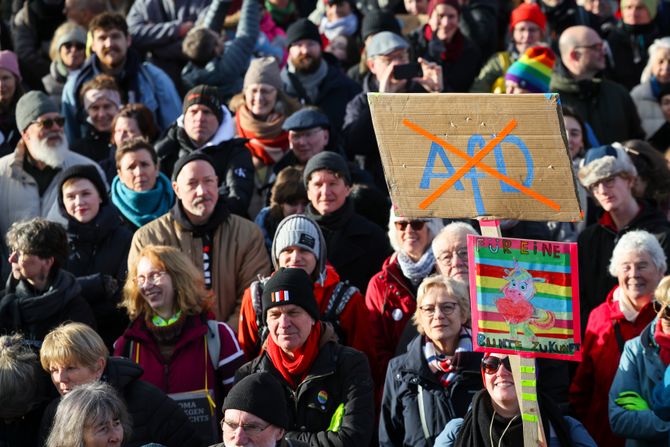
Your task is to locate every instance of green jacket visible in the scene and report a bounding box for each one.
[469,50,515,93]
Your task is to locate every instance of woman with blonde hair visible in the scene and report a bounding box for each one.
[39,322,201,447]
[42,22,87,108]
[380,274,482,446]
[608,275,670,445]
[114,245,246,443]
[46,382,130,447]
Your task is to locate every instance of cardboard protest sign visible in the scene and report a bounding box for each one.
[467,234,581,361]
[368,93,582,222]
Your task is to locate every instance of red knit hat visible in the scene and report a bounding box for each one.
[427,0,461,18]
[509,2,546,32]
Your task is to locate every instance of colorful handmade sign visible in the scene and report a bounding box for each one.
[468,234,581,361]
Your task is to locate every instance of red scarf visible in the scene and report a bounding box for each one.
[234,106,289,166]
[655,318,670,366]
[266,321,322,388]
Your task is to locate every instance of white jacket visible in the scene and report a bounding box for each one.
[631,81,666,139]
[0,144,105,237]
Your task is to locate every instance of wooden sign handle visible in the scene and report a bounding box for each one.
[479,219,547,447]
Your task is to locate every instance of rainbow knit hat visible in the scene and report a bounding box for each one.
[505,46,556,94]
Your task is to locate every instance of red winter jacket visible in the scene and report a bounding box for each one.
[365,254,423,394]
[237,264,376,371]
[114,313,246,403]
[569,286,656,447]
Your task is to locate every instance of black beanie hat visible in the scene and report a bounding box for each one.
[361,9,401,41]
[262,267,318,322]
[183,85,223,124]
[171,151,217,182]
[222,372,289,429]
[303,151,352,187]
[286,18,322,48]
[58,164,108,210]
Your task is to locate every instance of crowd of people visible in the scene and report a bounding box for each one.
[0,0,669,445]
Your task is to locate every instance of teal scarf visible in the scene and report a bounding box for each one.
[111,172,175,228]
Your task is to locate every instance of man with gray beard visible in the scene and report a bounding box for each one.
[0,91,104,239]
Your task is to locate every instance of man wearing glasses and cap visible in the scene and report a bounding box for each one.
[216,372,309,447]
[0,90,104,238]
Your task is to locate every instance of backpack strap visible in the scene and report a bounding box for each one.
[251,279,269,346]
[323,280,358,322]
[205,316,220,368]
[286,72,311,105]
[417,383,431,440]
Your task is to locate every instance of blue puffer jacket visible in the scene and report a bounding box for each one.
[609,319,670,446]
[379,335,483,447]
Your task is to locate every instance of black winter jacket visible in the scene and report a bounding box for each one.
[236,325,375,447]
[550,66,644,144]
[60,203,133,349]
[306,200,391,294]
[155,123,254,217]
[70,122,113,164]
[342,73,427,194]
[40,357,204,447]
[605,22,661,91]
[281,53,362,132]
[408,26,482,93]
[379,335,483,447]
[577,202,670,330]
[0,269,95,347]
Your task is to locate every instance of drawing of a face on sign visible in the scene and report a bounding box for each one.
[467,235,582,361]
[496,260,556,342]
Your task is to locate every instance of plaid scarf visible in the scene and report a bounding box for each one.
[423,327,472,387]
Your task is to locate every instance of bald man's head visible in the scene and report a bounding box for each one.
[558,26,606,79]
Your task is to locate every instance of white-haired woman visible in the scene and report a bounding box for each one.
[570,230,667,446]
[366,207,444,396]
[380,275,482,446]
[46,382,130,447]
[631,37,670,139]
[609,275,670,446]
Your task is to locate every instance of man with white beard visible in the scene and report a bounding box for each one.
[0,90,104,238]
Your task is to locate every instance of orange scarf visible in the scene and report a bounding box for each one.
[235,105,289,166]
[266,321,322,388]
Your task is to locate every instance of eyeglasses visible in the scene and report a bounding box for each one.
[419,302,458,317]
[654,302,670,320]
[481,355,512,375]
[394,220,427,231]
[135,271,166,287]
[588,175,618,192]
[437,248,468,264]
[62,41,85,50]
[575,41,604,52]
[221,420,270,435]
[30,116,65,130]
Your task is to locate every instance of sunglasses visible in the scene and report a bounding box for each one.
[62,41,85,50]
[481,355,511,375]
[654,302,670,319]
[31,116,65,130]
[394,220,426,231]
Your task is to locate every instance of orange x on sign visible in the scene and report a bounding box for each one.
[401,118,562,211]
